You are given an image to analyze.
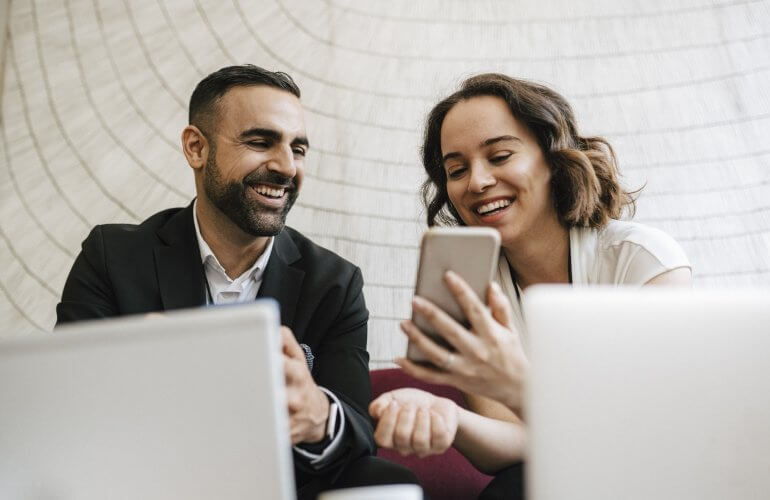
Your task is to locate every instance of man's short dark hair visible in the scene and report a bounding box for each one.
[189,64,301,137]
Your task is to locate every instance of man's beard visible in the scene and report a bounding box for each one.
[202,151,298,237]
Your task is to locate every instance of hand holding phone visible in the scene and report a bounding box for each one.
[407,227,500,364]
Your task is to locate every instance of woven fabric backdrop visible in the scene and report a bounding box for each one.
[1,0,769,366]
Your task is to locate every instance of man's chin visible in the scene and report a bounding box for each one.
[238,215,287,237]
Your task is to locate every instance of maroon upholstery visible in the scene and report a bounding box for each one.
[370,368,493,500]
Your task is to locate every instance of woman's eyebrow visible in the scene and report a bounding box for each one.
[442,135,522,164]
[482,135,522,147]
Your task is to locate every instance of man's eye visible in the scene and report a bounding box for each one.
[292,148,307,157]
[248,140,269,148]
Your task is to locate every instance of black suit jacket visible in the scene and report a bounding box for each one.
[56,202,376,486]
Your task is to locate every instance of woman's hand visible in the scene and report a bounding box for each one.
[369,388,458,457]
[397,270,529,414]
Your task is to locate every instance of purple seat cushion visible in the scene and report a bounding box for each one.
[370,368,493,500]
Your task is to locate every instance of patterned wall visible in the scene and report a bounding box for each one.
[1,0,769,366]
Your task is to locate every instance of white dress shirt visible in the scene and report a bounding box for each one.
[193,201,345,466]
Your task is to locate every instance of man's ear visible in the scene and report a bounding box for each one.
[181,125,209,171]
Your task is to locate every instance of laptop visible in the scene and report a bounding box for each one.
[523,287,770,500]
[0,301,295,500]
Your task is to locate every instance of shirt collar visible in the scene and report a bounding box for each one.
[193,199,274,284]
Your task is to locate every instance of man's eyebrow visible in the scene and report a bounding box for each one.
[482,135,522,147]
[291,136,310,149]
[239,127,282,141]
[238,127,309,149]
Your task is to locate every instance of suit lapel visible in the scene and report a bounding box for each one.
[258,229,304,332]
[154,202,207,311]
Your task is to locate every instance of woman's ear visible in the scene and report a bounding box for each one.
[181,125,209,171]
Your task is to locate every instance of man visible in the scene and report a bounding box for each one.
[56,65,417,499]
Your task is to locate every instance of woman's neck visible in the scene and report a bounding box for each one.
[502,221,570,290]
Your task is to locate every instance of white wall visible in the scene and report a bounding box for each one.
[1,0,769,367]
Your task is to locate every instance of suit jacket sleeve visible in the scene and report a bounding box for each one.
[56,226,120,325]
[296,266,375,478]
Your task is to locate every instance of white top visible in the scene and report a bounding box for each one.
[497,219,691,338]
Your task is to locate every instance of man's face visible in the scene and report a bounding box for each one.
[202,86,308,237]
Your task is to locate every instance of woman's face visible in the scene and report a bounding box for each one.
[441,95,557,247]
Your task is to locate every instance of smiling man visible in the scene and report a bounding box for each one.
[56,65,417,499]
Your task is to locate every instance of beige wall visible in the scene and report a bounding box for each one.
[0,0,9,116]
[1,1,769,367]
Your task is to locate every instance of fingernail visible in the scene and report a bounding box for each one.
[445,270,458,281]
[412,296,426,309]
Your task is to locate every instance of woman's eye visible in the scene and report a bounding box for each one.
[447,167,466,179]
[490,153,512,164]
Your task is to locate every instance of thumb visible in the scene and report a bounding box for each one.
[369,392,394,419]
[281,326,305,360]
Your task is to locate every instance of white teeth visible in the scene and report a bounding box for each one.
[255,185,285,198]
[477,199,512,215]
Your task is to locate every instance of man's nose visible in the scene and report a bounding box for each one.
[266,145,297,179]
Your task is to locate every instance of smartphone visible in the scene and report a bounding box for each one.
[406,227,501,364]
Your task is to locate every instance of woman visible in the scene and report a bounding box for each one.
[369,74,691,499]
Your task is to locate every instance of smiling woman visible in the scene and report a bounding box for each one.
[369,74,692,500]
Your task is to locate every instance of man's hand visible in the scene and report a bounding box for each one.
[281,327,330,445]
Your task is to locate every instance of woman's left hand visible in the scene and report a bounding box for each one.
[397,270,529,414]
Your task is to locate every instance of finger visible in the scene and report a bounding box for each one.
[400,320,461,372]
[430,410,452,452]
[393,404,418,455]
[395,357,455,388]
[369,392,394,420]
[281,327,305,360]
[411,296,483,358]
[488,281,514,331]
[289,416,303,445]
[443,270,497,341]
[286,390,301,413]
[412,408,432,457]
[284,357,304,385]
[373,401,400,449]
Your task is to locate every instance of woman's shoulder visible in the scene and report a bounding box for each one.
[579,219,691,284]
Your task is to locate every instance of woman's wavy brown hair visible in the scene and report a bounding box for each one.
[421,73,637,228]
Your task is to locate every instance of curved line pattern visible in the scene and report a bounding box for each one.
[235,0,770,99]
[30,0,139,222]
[7,36,91,229]
[117,0,188,108]
[0,113,75,258]
[63,0,189,201]
[0,224,58,297]
[324,0,762,25]
[279,0,770,63]
[0,278,47,332]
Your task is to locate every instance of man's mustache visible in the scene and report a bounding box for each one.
[243,170,296,191]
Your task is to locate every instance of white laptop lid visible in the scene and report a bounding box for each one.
[523,287,770,500]
[0,301,295,500]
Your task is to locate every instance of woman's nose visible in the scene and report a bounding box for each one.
[468,163,496,192]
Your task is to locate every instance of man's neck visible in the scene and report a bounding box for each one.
[502,216,570,290]
[195,198,270,280]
